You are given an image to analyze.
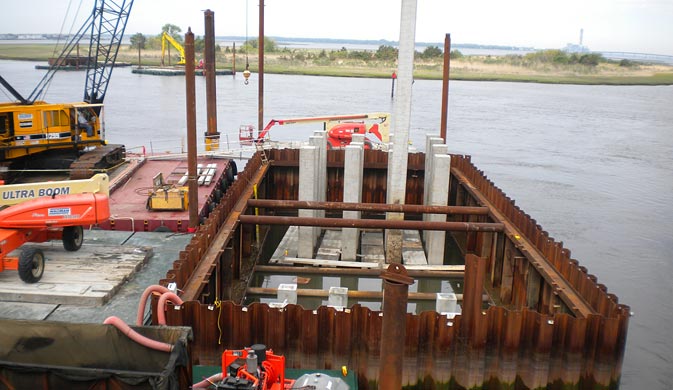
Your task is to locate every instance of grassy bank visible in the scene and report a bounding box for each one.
[2,43,672,85]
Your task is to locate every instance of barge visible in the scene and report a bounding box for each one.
[102,154,237,232]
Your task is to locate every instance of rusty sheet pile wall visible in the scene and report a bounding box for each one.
[451,155,629,320]
[155,150,629,389]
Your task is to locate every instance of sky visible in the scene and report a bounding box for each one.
[3,0,673,55]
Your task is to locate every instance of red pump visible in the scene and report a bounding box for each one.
[0,193,110,283]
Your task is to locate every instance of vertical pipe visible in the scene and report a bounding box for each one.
[258,0,265,134]
[462,254,486,341]
[379,263,414,389]
[440,33,451,142]
[185,29,199,230]
[232,42,236,75]
[204,9,219,151]
[390,71,396,99]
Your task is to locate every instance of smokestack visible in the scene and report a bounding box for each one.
[579,28,584,46]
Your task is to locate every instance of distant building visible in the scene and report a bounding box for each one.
[564,43,589,53]
[564,28,589,53]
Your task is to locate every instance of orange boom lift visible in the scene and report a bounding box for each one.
[0,193,110,283]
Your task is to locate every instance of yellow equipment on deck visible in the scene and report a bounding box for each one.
[147,173,188,211]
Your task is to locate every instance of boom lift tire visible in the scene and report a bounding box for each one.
[18,247,45,283]
[62,226,84,251]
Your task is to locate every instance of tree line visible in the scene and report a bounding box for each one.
[129,26,624,69]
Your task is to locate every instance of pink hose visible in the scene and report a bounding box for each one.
[192,372,223,388]
[137,285,171,325]
[103,316,173,352]
[157,292,184,325]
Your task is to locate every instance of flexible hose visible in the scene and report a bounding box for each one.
[103,316,173,352]
[157,292,184,325]
[137,285,170,325]
[192,372,223,388]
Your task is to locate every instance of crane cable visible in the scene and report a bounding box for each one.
[43,0,85,101]
[243,0,251,85]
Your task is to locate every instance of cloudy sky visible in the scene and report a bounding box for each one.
[4,0,673,55]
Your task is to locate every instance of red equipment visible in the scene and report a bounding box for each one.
[0,193,110,283]
[239,112,390,150]
[219,345,295,390]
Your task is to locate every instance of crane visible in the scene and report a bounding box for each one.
[161,32,187,66]
[0,0,134,180]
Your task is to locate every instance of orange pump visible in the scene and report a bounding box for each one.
[219,346,295,390]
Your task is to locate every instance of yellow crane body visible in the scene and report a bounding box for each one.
[0,102,105,162]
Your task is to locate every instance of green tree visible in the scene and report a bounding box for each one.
[243,37,278,53]
[349,50,372,61]
[420,45,443,59]
[194,36,205,53]
[578,53,603,66]
[130,33,146,50]
[375,45,398,61]
[450,49,463,59]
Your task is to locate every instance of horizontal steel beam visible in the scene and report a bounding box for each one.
[239,215,504,232]
[255,264,465,278]
[247,199,489,215]
[247,287,490,302]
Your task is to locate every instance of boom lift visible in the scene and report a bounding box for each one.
[0,0,134,180]
[161,32,186,66]
[0,192,110,283]
[239,113,391,150]
[0,173,109,208]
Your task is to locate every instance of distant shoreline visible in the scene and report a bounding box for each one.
[2,43,672,86]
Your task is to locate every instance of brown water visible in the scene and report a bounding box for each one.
[2,60,672,389]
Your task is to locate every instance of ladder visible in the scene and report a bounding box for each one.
[255,141,268,164]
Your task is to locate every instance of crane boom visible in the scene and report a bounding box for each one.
[83,0,135,111]
[26,0,134,115]
[161,32,187,65]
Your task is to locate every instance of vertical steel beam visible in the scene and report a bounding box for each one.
[184,28,199,229]
[462,254,486,342]
[258,0,265,134]
[232,42,236,75]
[204,9,219,151]
[440,33,451,142]
[379,263,414,389]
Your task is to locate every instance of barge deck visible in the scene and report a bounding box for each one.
[101,155,237,232]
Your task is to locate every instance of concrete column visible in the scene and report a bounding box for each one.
[311,131,327,203]
[351,133,365,145]
[426,153,451,265]
[342,143,364,260]
[298,145,318,258]
[310,132,327,240]
[385,0,418,263]
[424,135,444,206]
[423,143,449,243]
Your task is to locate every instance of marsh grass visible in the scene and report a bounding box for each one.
[2,43,672,85]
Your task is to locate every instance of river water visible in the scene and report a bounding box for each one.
[1,60,672,389]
